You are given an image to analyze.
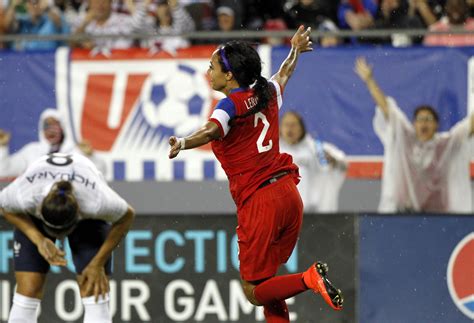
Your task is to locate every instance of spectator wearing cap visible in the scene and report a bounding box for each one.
[217,5,235,31]
[198,5,238,44]
[215,0,243,29]
[3,0,69,50]
[318,19,342,47]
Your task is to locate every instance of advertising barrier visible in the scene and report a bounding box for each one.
[0,214,356,323]
[359,214,474,323]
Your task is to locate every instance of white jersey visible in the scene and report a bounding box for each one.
[280,135,347,212]
[0,153,128,223]
[374,97,472,213]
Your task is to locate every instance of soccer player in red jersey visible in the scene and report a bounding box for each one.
[168,26,343,322]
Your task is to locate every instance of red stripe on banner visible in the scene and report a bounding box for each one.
[347,161,383,179]
[348,161,474,179]
[71,46,217,61]
[81,74,148,151]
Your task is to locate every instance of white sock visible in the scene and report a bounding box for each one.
[82,294,112,323]
[8,293,41,323]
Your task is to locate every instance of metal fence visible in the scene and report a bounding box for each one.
[1,28,474,43]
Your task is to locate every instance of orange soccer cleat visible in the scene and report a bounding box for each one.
[302,261,344,310]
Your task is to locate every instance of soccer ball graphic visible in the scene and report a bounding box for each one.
[140,63,212,137]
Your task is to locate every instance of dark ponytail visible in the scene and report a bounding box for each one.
[240,75,272,119]
[41,181,78,233]
[217,41,273,122]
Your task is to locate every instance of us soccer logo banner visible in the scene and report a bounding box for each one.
[55,47,266,181]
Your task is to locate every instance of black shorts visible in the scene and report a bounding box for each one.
[14,216,112,275]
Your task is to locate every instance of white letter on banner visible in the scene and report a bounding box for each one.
[195,280,228,321]
[121,280,151,321]
[56,280,83,321]
[109,280,117,317]
[1,280,11,320]
[229,279,255,320]
[287,297,297,321]
[165,280,195,321]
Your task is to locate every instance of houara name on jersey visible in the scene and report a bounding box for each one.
[26,171,96,190]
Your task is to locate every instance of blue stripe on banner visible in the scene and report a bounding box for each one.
[204,160,215,180]
[113,161,125,180]
[174,161,185,180]
[143,161,155,180]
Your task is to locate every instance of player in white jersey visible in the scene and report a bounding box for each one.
[0,153,135,323]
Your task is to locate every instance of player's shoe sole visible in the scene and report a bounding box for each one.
[302,261,344,311]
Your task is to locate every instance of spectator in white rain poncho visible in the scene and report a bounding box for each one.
[279,111,347,212]
[355,57,474,213]
[0,108,107,177]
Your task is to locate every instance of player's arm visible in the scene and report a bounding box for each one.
[79,206,135,301]
[2,211,66,266]
[271,25,313,89]
[354,57,389,119]
[168,121,220,159]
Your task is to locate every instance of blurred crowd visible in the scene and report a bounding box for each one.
[0,0,474,51]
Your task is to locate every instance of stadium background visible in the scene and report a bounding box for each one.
[0,44,473,322]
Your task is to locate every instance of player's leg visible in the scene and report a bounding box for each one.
[68,220,113,323]
[252,177,343,310]
[239,176,343,319]
[9,225,51,323]
[237,176,307,322]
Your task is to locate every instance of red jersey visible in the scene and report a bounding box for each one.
[209,79,299,209]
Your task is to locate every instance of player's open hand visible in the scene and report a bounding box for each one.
[168,136,181,159]
[291,25,313,54]
[354,57,373,82]
[37,238,67,266]
[79,264,109,303]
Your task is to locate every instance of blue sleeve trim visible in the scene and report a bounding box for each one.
[215,98,236,118]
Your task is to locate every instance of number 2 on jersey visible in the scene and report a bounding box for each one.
[254,112,273,153]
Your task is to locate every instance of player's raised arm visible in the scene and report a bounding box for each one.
[271,25,313,88]
[354,57,389,119]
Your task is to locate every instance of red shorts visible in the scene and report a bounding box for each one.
[236,175,303,282]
